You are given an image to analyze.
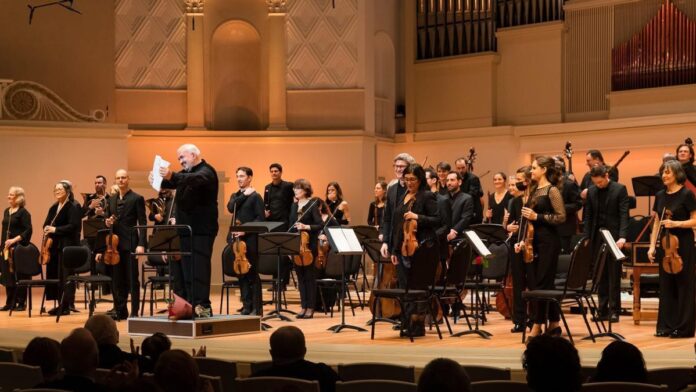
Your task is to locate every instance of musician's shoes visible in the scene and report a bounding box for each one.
[304,310,314,319]
[670,330,693,339]
[109,311,128,321]
[13,303,26,312]
[47,307,70,316]
[240,309,251,315]
[654,330,671,337]
[510,323,526,333]
[0,305,12,311]
[544,327,563,337]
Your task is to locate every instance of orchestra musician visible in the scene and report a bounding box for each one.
[43,181,82,316]
[148,189,175,225]
[1,187,32,311]
[580,150,619,200]
[82,175,109,219]
[676,142,696,189]
[386,164,440,337]
[454,157,484,224]
[380,153,416,256]
[436,162,451,196]
[325,182,351,225]
[554,156,582,254]
[226,167,265,316]
[445,171,473,242]
[367,181,387,228]
[648,159,696,338]
[426,168,452,270]
[159,144,219,316]
[583,164,629,323]
[506,166,532,332]
[289,179,323,319]
[514,157,566,339]
[264,163,294,291]
[484,172,512,225]
[103,170,147,321]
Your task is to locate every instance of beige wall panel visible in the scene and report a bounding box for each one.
[496,22,564,125]
[413,54,498,132]
[609,85,696,119]
[115,90,188,126]
[286,90,365,129]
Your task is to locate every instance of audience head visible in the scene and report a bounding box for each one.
[593,341,647,383]
[61,328,99,377]
[142,332,172,365]
[84,314,119,345]
[269,326,306,365]
[523,335,582,392]
[22,337,61,381]
[154,349,201,392]
[418,358,471,392]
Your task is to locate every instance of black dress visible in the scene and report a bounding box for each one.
[289,198,323,310]
[1,207,32,307]
[43,200,82,302]
[487,191,512,225]
[653,186,696,336]
[507,196,530,325]
[367,201,384,227]
[326,199,349,225]
[527,185,566,324]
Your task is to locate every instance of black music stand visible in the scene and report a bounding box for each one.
[259,233,300,322]
[350,225,378,298]
[588,229,627,342]
[324,227,366,333]
[632,175,663,215]
[363,239,399,326]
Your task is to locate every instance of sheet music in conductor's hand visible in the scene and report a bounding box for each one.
[150,155,171,192]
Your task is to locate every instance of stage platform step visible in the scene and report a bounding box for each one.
[127,315,261,339]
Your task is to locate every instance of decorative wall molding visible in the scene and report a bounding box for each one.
[286,0,360,89]
[0,80,106,122]
[266,0,287,13]
[115,0,186,89]
[185,0,204,13]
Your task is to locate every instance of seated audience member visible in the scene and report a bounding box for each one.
[38,328,110,392]
[85,314,136,369]
[523,335,582,392]
[22,337,62,383]
[140,332,172,374]
[418,358,471,392]
[154,349,212,392]
[252,326,340,392]
[592,341,647,383]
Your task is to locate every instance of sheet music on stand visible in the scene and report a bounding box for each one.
[464,230,492,257]
[601,229,627,262]
[326,227,363,255]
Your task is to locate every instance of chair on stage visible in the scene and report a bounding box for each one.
[57,245,112,321]
[337,363,415,383]
[10,243,60,318]
[194,357,238,392]
[521,237,596,344]
[646,367,696,392]
[234,376,320,392]
[471,380,530,392]
[369,240,443,342]
[0,363,44,391]
[219,243,241,315]
[317,252,362,317]
[462,365,511,382]
[139,254,171,316]
[335,380,417,392]
[432,239,473,334]
[581,382,667,391]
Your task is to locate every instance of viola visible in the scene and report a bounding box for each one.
[103,215,120,266]
[294,231,314,267]
[401,198,418,257]
[315,237,329,269]
[659,209,683,274]
[232,227,251,276]
[40,234,52,265]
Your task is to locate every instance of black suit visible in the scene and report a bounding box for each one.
[449,191,474,235]
[460,172,483,223]
[161,159,219,309]
[380,180,406,251]
[105,190,147,317]
[434,193,451,262]
[583,181,629,317]
[558,177,582,253]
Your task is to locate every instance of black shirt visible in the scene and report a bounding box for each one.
[367,201,384,227]
[488,191,512,225]
[653,186,696,237]
[227,190,265,225]
[325,199,348,225]
[597,186,609,228]
[264,180,294,226]
[105,189,147,251]
[2,207,32,246]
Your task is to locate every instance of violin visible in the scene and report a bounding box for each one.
[564,141,574,177]
[401,198,418,257]
[40,235,52,265]
[232,224,251,276]
[657,209,683,274]
[294,231,314,267]
[517,193,535,263]
[103,215,120,265]
[315,237,329,269]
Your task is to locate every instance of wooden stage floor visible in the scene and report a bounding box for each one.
[0,290,692,373]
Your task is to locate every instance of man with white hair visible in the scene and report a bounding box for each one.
[380,152,415,260]
[159,144,219,316]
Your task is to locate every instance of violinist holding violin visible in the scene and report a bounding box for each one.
[226,167,265,316]
[387,164,439,337]
[289,179,323,319]
[103,170,147,321]
[648,159,696,338]
[506,166,532,333]
[1,187,32,311]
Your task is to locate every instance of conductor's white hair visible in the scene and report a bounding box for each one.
[178,144,201,156]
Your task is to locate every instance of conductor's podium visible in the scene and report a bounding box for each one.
[127,315,261,338]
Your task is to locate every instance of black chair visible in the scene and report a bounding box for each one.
[235,376,320,392]
[140,254,171,316]
[10,243,60,318]
[219,244,240,315]
[462,365,511,382]
[646,367,696,392]
[256,254,289,312]
[337,363,415,382]
[433,239,473,334]
[369,240,443,341]
[195,357,237,392]
[471,380,530,392]
[581,382,667,391]
[317,252,362,316]
[521,237,596,344]
[57,246,111,322]
[335,380,417,392]
[478,242,509,316]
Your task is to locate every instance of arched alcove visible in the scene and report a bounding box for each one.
[374,32,396,137]
[210,21,263,130]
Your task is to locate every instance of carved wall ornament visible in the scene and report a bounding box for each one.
[185,0,204,13]
[0,80,105,122]
[266,0,286,13]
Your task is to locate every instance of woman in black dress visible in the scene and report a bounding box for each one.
[367,181,387,228]
[289,179,323,319]
[485,171,512,225]
[514,156,566,338]
[1,186,33,311]
[648,159,696,338]
[43,181,82,315]
[507,166,532,333]
[325,182,350,225]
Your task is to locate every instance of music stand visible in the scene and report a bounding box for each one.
[363,239,398,326]
[259,233,300,322]
[589,229,627,342]
[632,175,663,215]
[350,225,378,299]
[324,227,366,333]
